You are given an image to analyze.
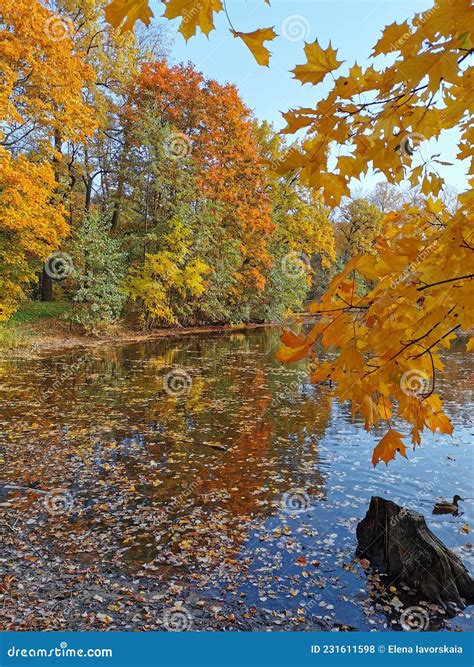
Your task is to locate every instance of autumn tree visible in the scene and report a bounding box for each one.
[254,121,335,321]
[274,0,474,464]
[120,60,274,326]
[136,62,274,292]
[0,0,95,318]
[367,183,407,214]
[68,212,126,331]
[336,199,383,264]
[53,0,168,220]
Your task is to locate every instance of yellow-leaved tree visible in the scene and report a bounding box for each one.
[127,219,211,328]
[105,0,473,465]
[0,0,96,319]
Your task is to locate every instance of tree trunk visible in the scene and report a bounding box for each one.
[84,175,92,213]
[110,133,130,231]
[40,266,53,302]
[40,128,63,302]
[356,496,474,608]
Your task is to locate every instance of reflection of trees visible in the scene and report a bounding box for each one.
[437,340,473,425]
[11,330,473,571]
[0,329,334,572]
[199,367,275,515]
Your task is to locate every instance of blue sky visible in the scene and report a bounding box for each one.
[150,0,468,193]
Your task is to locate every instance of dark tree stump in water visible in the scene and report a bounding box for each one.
[356,496,474,608]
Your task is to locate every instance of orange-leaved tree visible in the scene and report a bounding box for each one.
[0,0,96,319]
[274,0,473,464]
[130,61,274,301]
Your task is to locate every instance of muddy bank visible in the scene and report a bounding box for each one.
[2,313,467,360]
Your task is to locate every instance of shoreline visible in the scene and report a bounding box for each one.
[2,312,470,360]
[0,319,287,359]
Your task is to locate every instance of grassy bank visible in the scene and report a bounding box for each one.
[0,302,70,350]
[0,301,282,357]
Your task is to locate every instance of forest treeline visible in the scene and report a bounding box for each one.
[0,1,457,333]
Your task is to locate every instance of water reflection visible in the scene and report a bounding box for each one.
[0,331,472,630]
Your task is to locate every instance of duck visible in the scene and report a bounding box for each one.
[432,495,464,515]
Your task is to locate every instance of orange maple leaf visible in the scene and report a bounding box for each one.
[372,429,408,467]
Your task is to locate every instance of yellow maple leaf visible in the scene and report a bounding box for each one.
[232,27,277,66]
[371,21,411,56]
[275,344,308,364]
[163,0,223,40]
[372,429,408,467]
[338,344,364,374]
[104,0,154,32]
[292,40,343,86]
[281,109,315,134]
[426,411,453,435]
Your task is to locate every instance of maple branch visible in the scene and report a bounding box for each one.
[410,324,461,360]
[460,236,474,250]
[1,125,39,148]
[337,294,369,309]
[311,302,369,314]
[403,305,456,348]
[343,85,429,116]
[417,274,474,291]
[86,30,108,54]
[420,350,436,400]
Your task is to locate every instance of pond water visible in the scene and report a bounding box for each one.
[0,328,473,631]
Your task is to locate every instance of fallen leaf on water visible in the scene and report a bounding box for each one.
[390,596,404,609]
[96,613,113,624]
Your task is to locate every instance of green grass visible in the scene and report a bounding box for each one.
[0,301,70,350]
[10,301,70,324]
[0,326,22,349]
